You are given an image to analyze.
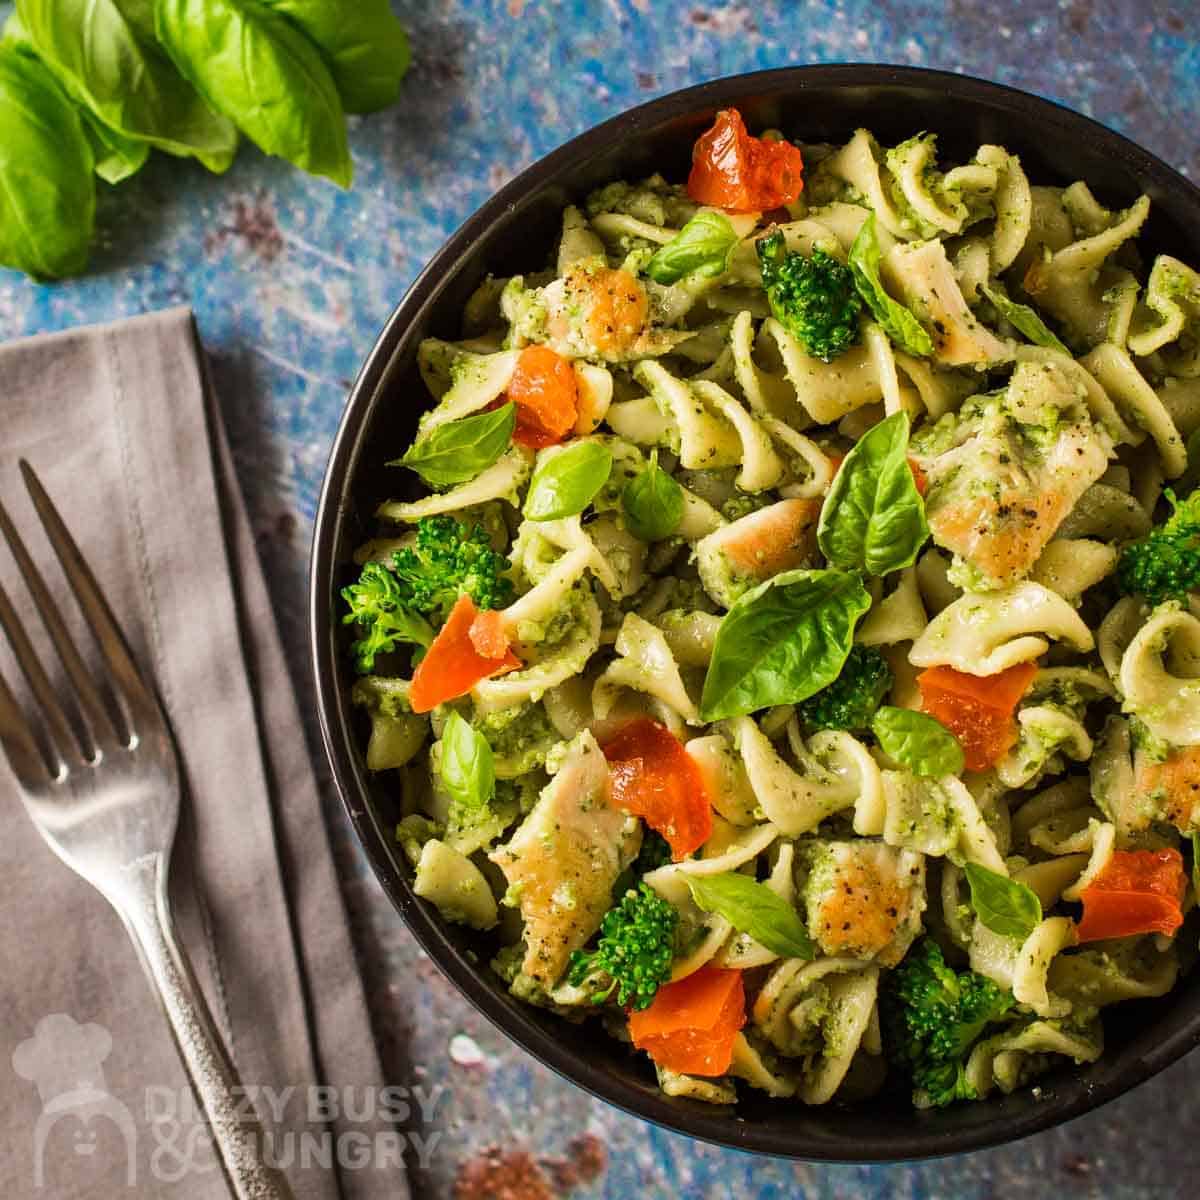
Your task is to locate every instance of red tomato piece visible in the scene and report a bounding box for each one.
[410,596,520,713]
[629,966,746,1076]
[505,345,578,448]
[601,718,713,860]
[467,608,511,659]
[687,109,804,213]
[907,457,929,496]
[1075,848,1187,942]
[917,663,1037,772]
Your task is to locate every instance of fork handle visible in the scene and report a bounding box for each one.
[118,853,294,1200]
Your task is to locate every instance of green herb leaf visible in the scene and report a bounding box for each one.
[439,712,495,816]
[871,706,965,777]
[848,213,935,356]
[18,0,239,173]
[818,411,929,576]
[981,282,1069,354]
[963,862,1042,942]
[645,210,740,285]
[524,441,613,521]
[621,450,683,541]
[396,404,516,488]
[155,0,351,186]
[700,568,871,721]
[684,872,814,959]
[0,47,95,279]
[258,0,410,115]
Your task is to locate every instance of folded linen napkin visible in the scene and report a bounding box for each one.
[0,309,406,1200]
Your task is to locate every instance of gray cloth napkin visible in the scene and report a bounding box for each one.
[0,308,407,1200]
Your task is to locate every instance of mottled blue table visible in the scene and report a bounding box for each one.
[4,2,1199,1196]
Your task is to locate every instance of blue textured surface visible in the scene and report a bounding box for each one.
[3,2,1199,1196]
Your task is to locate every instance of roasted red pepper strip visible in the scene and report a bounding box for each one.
[601,718,713,860]
[410,595,519,713]
[917,663,1037,772]
[1075,848,1187,942]
[628,965,746,1076]
[687,109,803,212]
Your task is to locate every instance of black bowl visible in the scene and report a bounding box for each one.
[310,65,1200,1160]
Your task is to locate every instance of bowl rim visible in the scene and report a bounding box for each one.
[309,63,1200,1162]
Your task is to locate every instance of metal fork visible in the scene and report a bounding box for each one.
[0,462,291,1200]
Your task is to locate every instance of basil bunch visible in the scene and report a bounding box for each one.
[0,0,410,279]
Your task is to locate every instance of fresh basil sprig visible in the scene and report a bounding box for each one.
[396,404,516,488]
[0,47,94,280]
[981,281,1069,354]
[621,450,683,541]
[848,213,935,356]
[700,568,871,721]
[872,706,964,777]
[645,210,740,285]
[439,712,495,816]
[963,862,1042,942]
[818,411,929,576]
[524,440,613,522]
[156,0,353,187]
[684,872,814,959]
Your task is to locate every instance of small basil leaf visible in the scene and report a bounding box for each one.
[963,862,1042,942]
[439,711,495,815]
[981,281,1069,354]
[871,706,964,777]
[684,872,814,960]
[848,212,935,357]
[396,404,516,488]
[818,411,929,576]
[524,441,613,522]
[700,568,871,721]
[621,450,683,541]
[645,210,740,285]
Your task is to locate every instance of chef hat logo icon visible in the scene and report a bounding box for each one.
[12,1013,138,1188]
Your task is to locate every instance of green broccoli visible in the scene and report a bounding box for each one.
[795,644,893,732]
[567,883,679,1011]
[882,938,1015,1108]
[390,515,515,621]
[341,561,433,673]
[757,231,862,362]
[1116,486,1200,606]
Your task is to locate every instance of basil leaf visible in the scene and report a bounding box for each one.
[79,105,150,184]
[396,404,516,488]
[871,706,964,777]
[684,872,814,959]
[259,0,410,115]
[818,411,929,576]
[0,48,95,280]
[155,0,351,187]
[848,212,935,357]
[981,282,1069,354]
[621,450,683,541]
[524,441,613,522]
[964,862,1042,942]
[646,210,740,285]
[700,568,871,721]
[440,712,495,816]
[17,0,239,173]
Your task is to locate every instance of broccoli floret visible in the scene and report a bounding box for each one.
[882,939,1015,1108]
[757,231,862,362]
[1117,487,1200,606]
[567,883,678,1011]
[795,644,893,732]
[391,515,516,621]
[341,561,434,674]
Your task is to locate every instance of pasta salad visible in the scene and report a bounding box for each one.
[342,109,1200,1110]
